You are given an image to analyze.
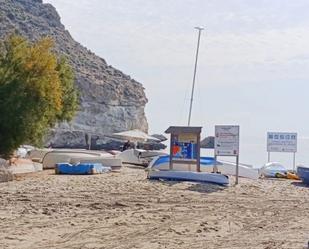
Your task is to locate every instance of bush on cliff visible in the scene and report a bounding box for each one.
[0,34,78,159]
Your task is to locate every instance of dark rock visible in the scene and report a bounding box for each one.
[88,135,166,151]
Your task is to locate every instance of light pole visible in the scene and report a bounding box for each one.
[188,26,204,126]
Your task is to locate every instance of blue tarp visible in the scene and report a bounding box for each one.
[56,163,111,175]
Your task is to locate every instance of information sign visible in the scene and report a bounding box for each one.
[267,132,297,153]
[215,125,240,156]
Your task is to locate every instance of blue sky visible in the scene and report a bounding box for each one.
[45,0,309,167]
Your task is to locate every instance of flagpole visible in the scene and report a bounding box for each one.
[188,26,204,126]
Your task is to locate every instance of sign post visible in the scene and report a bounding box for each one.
[267,132,297,171]
[215,125,240,185]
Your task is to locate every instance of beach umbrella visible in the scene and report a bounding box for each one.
[200,136,215,149]
[112,129,160,142]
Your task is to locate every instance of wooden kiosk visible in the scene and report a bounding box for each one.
[165,126,202,172]
[147,126,229,185]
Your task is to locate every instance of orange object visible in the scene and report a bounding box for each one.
[287,172,300,180]
[172,145,181,156]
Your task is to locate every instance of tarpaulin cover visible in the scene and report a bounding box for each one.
[56,163,111,175]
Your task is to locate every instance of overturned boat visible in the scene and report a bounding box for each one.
[147,155,259,180]
[41,149,122,170]
[297,166,309,185]
[116,149,167,166]
[148,170,229,185]
[55,163,111,175]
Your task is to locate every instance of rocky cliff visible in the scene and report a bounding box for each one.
[0,0,148,147]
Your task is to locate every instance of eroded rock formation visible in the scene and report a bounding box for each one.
[0,0,148,147]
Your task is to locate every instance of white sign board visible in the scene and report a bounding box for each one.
[215,125,240,156]
[267,132,297,153]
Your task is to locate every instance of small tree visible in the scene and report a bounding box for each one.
[0,35,78,159]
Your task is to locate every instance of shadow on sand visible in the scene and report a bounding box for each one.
[149,178,227,194]
[291,181,309,188]
[186,182,227,194]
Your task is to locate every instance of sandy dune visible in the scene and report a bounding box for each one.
[0,166,308,249]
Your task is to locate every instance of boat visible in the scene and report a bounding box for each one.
[297,166,309,185]
[69,157,122,171]
[55,163,111,175]
[147,170,229,185]
[42,150,122,170]
[147,155,259,180]
[116,149,167,166]
[260,162,287,178]
[28,148,53,162]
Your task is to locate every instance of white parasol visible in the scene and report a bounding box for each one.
[112,129,160,142]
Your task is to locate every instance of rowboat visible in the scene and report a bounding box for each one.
[147,155,259,180]
[297,166,309,185]
[148,170,229,185]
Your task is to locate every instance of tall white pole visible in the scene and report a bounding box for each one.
[188,26,204,126]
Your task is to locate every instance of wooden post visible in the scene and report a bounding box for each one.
[235,155,239,185]
[169,135,173,170]
[197,133,201,172]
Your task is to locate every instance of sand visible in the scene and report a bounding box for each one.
[0,165,308,249]
[0,160,13,183]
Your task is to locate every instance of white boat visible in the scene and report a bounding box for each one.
[148,170,229,185]
[116,149,167,166]
[28,148,53,162]
[42,150,122,170]
[216,160,259,180]
[260,162,287,178]
[147,155,259,180]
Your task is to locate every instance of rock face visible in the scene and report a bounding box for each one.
[0,0,148,147]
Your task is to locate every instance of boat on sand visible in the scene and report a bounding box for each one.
[41,150,122,170]
[148,170,229,185]
[147,155,259,180]
[260,162,287,178]
[116,149,167,166]
[297,166,309,185]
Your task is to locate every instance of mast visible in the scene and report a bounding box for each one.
[187,26,204,126]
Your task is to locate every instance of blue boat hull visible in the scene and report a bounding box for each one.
[148,155,259,179]
[297,166,309,185]
[56,163,110,175]
[148,170,229,185]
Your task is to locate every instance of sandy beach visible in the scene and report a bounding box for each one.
[0,166,308,249]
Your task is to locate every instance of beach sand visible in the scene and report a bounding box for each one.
[0,165,308,249]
